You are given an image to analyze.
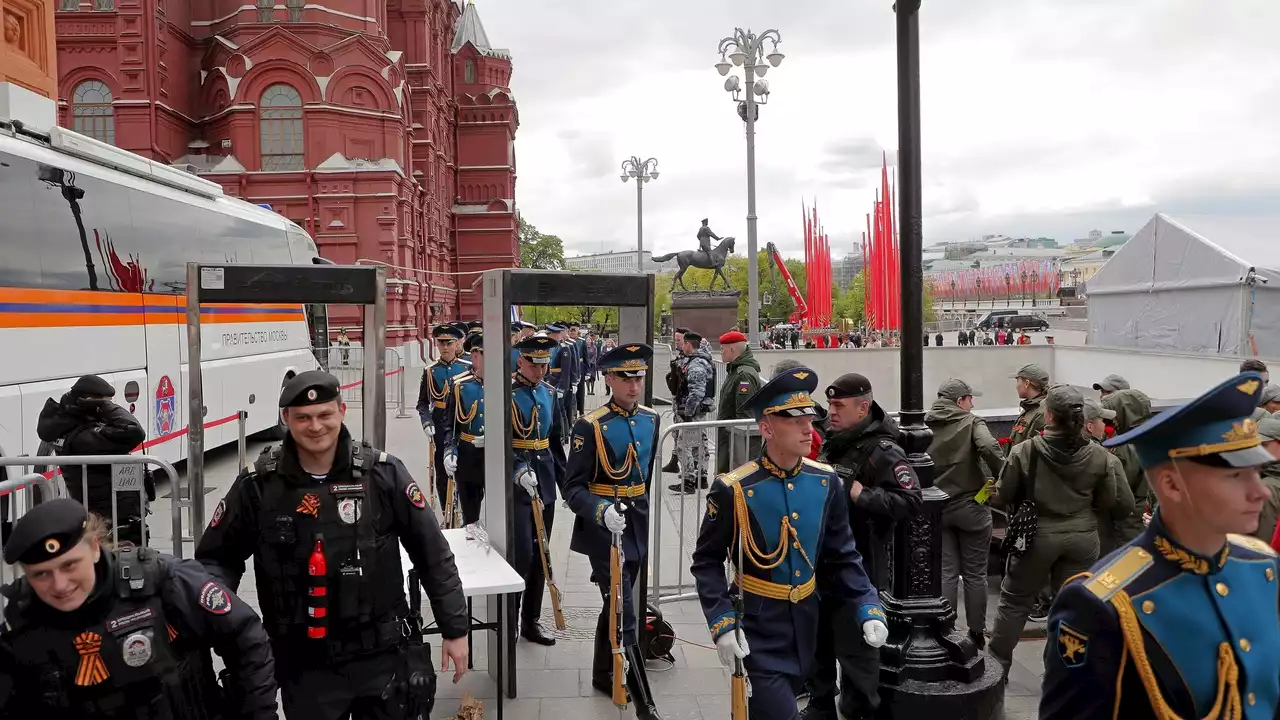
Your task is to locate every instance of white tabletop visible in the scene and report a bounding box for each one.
[402,527,526,598]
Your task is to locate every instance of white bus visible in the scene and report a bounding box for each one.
[0,121,325,479]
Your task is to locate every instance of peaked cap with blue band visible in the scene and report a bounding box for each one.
[1104,371,1274,468]
[544,322,566,333]
[432,322,467,340]
[515,335,556,364]
[598,343,652,377]
[463,332,483,352]
[743,366,820,420]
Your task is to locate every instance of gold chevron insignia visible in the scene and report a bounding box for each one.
[1238,379,1261,395]
[626,345,640,351]
[793,371,810,380]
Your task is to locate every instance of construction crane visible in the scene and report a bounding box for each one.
[766,242,809,325]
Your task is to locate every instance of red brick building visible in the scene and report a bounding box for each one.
[52,0,518,344]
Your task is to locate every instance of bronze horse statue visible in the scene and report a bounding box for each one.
[652,236,736,292]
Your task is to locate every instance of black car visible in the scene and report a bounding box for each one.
[1005,314,1049,332]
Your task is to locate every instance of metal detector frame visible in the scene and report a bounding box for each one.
[481,269,655,700]
[184,262,387,546]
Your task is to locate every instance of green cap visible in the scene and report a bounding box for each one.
[937,378,980,401]
[1012,363,1050,386]
[1257,416,1280,442]
[1083,397,1116,423]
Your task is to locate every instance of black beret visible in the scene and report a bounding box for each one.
[464,333,484,352]
[279,370,342,408]
[5,498,88,565]
[683,331,703,345]
[71,374,115,398]
[826,373,873,400]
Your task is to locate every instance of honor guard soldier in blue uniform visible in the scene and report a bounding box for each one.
[568,321,589,419]
[0,499,279,719]
[442,332,487,526]
[417,322,473,506]
[562,343,664,719]
[510,335,564,646]
[459,322,481,362]
[196,370,470,720]
[1042,372,1280,719]
[691,367,888,720]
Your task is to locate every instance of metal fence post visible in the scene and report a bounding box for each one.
[237,410,249,472]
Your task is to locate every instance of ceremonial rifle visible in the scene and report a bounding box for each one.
[731,514,749,719]
[609,484,630,708]
[530,413,566,629]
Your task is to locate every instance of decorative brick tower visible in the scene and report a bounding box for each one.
[450,0,517,320]
[50,0,520,350]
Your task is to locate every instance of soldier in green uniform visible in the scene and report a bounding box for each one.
[715,330,762,474]
[988,384,1125,675]
[1102,388,1154,544]
[1042,371,1280,719]
[1083,398,1137,555]
[1252,416,1280,544]
[1007,363,1049,450]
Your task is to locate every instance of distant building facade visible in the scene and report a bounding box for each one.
[567,250,661,274]
[52,0,519,342]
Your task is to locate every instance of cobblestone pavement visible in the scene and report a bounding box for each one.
[141,388,1044,719]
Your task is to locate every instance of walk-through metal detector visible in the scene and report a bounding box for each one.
[481,269,655,699]
[183,262,386,547]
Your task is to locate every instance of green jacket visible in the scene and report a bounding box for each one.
[1101,389,1154,527]
[1008,393,1047,449]
[716,346,762,421]
[995,431,1124,533]
[715,347,762,473]
[1256,465,1280,544]
[924,398,1004,499]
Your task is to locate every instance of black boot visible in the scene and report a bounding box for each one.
[591,610,630,700]
[521,621,556,646]
[625,645,663,720]
[666,479,697,495]
[661,454,680,474]
[799,697,840,720]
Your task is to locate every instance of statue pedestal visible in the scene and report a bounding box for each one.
[1,0,59,131]
[671,291,741,347]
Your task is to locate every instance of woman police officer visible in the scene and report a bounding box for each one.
[0,498,278,719]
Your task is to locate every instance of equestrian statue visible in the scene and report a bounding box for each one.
[652,219,737,292]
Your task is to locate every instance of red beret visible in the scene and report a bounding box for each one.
[719,331,748,344]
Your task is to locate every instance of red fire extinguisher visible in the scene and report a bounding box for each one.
[307,534,328,639]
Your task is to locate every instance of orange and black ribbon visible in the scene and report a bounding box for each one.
[74,631,110,686]
[296,493,321,518]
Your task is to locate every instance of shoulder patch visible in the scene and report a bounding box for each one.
[1083,546,1154,601]
[1056,621,1089,668]
[893,461,918,489]
[1227,533,1278,557]
[405,482,427,509]
[801,458,834,472]
[453,372,473,384]
[584,405,611,423]
[719,461,759,486]
[378,452,388,463]
[198,581,233,615]
[209,499,226,529]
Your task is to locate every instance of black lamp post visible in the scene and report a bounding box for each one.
[1004,273,1013,306]
[879,1,1003,716]
[1019,270,1028,307]
[975,277,983,307]
[1030,269,1039,307]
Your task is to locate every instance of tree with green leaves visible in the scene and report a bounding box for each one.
[518,215,565,270]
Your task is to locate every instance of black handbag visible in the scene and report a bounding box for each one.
[999,445,1039,557]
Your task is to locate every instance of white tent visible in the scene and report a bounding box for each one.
[1084,213,1280,356]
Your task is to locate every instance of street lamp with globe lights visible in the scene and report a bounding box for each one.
[715,27,783,346]
[1029,268,1039,307]
[620,156,659,275]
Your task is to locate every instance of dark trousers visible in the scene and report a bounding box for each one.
[576,379,586,414]
[431,441,448,510]
[807,600,880,717]
[513,497,556,628]
[747,666,803,720]
[588,555,641,645]
[279,648,407,720]
[458,480,484,526]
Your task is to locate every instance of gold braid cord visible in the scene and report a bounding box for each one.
[429,367,449,403]
[510,397,537,440]
[729,483,815,573]
[591,419,637,482]
[455,382,479,425]
[1110,589,1242,720]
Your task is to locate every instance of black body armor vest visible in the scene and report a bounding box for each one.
[251,442,409,660]
[2,549,221,719]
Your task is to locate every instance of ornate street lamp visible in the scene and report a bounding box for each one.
[620,156,659,275]
[715,27,783,345]
[1020,269,1028,307]
[1030,268,1040,307]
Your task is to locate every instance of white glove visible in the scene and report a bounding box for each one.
[572,382,580,393]
[444,451,458,477]
[862,619,889,649]
[715,628,750,668]
[603,504,627,534]
[556,389,565,399]
[517,469,538,498]
[422,423,435,439]
[471,434,485,449]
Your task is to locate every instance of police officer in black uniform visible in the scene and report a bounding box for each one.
[802,373,922,720]
[195,370,470,720]
[0,498,278,719]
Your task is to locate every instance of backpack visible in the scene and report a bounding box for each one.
[999,446,1039,557]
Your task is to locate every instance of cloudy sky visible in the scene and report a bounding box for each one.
[473,0,1280,259]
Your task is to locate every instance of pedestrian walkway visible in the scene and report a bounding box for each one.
[141,390,1044,719]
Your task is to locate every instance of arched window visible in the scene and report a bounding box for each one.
[259,84,304,171]
[72,80,115,144]
[464,59,476,84]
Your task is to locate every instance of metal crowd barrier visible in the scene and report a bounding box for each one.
[321,345,412,418]
[649,416,759,608]
[0,472,59,599]
[0,455,181,555]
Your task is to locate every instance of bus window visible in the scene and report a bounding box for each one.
[306,304,329,368]
[0,149,42,289]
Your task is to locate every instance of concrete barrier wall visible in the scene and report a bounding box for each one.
[1052,345,1276,402]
